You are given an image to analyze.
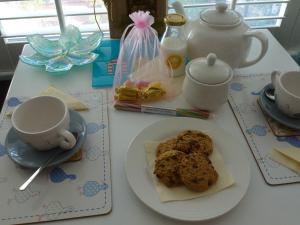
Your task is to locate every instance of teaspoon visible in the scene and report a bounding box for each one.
[19,150,62,191]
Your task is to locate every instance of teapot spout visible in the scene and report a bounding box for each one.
[171,1,191,38]
[172,1,186,17]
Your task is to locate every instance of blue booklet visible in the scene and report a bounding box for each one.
[92,39,120,88]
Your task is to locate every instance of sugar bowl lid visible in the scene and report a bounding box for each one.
[200,3,242,27]
[187,53,232,85]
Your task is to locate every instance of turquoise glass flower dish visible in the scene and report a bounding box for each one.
[20,25,103,72]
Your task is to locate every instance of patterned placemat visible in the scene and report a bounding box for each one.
[228,73,300,185]
[0,90,111,224]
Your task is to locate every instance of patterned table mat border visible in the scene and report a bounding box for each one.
[228,73,300,185]
[0,90,112,224]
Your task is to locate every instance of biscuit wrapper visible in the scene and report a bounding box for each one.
[145,141,235,202]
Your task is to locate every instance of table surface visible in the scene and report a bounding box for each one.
[3,29,300,225]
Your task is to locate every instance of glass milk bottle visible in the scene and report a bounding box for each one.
[161,13,187,77]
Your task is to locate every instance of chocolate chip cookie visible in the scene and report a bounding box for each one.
[154,150,185,187]
[179,152,218,192]
[156,138,177,157]
[177,130,213,156]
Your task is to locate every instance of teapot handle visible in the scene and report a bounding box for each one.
[240,31,268,68]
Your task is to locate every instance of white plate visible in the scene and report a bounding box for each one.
[125,117,250,221]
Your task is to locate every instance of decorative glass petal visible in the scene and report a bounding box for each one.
[67,53,99,66]
[59,25,82,50]
[69,31,103,57]
[19,53,50,66]
[20,25,102,73]
[46,56,73,72]
[27,35,63,58]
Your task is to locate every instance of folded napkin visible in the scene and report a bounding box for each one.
[271,148,300,173]
[6,86,88,117]
[40,86,88,111]
[145,141,234,202]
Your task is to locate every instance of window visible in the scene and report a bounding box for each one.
[0,0,290,44]
[0,0,109,43]
[168,0,289,28]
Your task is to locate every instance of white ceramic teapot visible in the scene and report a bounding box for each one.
[172,2,268,68]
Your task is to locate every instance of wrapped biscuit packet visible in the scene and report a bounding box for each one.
[113,11,176,103]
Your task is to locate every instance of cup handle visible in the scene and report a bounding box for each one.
[240,31,268,68]
[58,129,76,150]
[271,70,280,88]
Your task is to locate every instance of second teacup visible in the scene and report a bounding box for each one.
[11,96,76,151]
[271,70,300,118]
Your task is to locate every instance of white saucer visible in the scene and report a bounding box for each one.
[5,110,87,168]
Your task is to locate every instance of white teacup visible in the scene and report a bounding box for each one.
[271,70,300,118]
[11,96,76,151]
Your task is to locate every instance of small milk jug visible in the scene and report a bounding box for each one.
[161,13,187,77]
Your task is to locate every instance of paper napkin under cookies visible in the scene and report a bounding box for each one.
[271,148,300,173]
[145,141,235,202]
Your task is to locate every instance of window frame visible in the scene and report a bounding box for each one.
[0,0,290,43]
[0,0,109,43]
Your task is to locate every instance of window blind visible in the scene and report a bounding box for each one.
[168,0,289,29]
[0,0,290,43]
[0,0,109,43]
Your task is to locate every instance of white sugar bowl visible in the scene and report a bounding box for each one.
[182,53,233,111]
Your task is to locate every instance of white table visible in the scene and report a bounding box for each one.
[4,29,300,225]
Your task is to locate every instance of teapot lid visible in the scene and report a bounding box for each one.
[200,3,242,27]
[187,53,232,85]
